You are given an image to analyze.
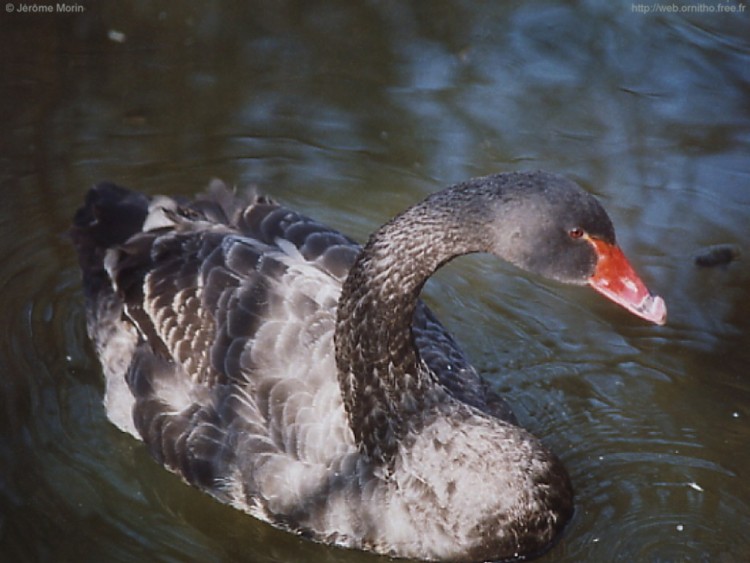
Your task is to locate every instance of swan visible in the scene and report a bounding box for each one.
[71,171,666,562]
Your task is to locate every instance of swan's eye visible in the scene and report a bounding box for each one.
[568,227,585,240]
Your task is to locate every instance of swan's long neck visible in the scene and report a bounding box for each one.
[335,185,495,465]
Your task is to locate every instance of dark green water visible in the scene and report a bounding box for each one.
[1,2,749,562]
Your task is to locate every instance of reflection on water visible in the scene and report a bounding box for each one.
[2,2,749,562]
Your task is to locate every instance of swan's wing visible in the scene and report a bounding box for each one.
[413,303,517,423]
[74,184,360,505]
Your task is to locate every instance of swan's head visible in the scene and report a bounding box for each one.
[479,172,666,325]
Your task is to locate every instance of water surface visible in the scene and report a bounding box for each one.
[1,2,749,562]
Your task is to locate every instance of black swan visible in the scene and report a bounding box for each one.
[71,171,666,562]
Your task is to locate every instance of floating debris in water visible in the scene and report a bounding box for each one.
[694,244,740,268]
[108,30,127,43]
[686,482,704,492]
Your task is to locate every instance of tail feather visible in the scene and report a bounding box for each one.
[70,182,151,438]
[70,182,150,296]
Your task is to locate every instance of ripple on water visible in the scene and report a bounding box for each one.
[571,460,750,562]
[553,392,750,561]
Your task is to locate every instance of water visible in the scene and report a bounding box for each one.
[1,2,749,561]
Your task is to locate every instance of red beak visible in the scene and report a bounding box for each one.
[588,238,667,325]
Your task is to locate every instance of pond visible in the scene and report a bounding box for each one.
[1,1,749,561]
